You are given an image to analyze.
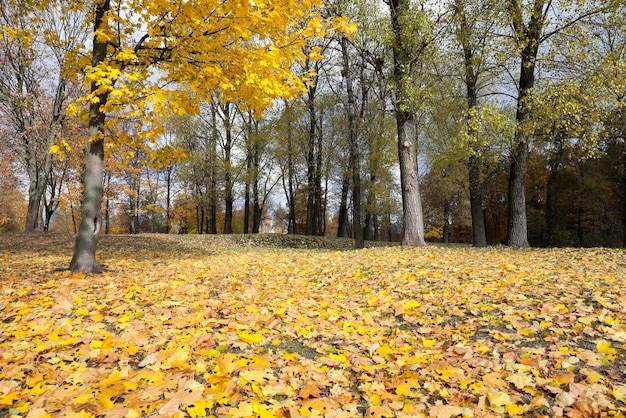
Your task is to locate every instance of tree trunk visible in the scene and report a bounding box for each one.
[336,168,350,238]
[104,173,111,234]
[69,0,110,273]
[623,142,626,247]
[469,154,487,246]
[252,140,262,233]
[340,36,364,249]
[389,0,426,247]
[286,105,297,234]
[507,139,529,246]
[396,113,425,246]
[165,165,172,233]
[244,177,251,234]
[222,103,233,234]
[209,105,218,234]
[505,0,546,247]
[306,79,318,236]
[443,200,451,243]
[456,0,487,247]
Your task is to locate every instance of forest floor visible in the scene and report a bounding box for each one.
[0,232,625,417]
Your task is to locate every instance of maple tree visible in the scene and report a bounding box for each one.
[1,232,626,416]
[60,0,336,272]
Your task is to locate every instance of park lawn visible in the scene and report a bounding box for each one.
[0,233,625,417]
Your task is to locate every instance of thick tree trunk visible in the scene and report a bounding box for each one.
[505,0,545,247]
[24,181,43,231]
[507,139,529,246]
[389,0,426,247]
[69,0,110,273]
[469,154,487,246]
[396,113,425,246]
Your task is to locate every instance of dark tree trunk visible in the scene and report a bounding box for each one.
[623,143,626,247]
[165,164,172,233]
[252,140,262,233]
[209,105,218,234]
[340,36,364,249]
[455,0,488,247]
[364,173,377,241]
[222,103,233,234]
[507,138,529,246]
[443,200,451,243]
[244,179,251,234]
[70,0,110,273]
[389,0,426,247]
[104,173,111,234]
[545,136,564,246]
[286,105,297,234]
[306,75,319,236]
[337,168,350,238]
[469,154,487,246]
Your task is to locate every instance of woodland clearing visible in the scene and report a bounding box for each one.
[0,233,625,417]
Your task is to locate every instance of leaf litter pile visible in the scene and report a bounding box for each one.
[1,234,625,418]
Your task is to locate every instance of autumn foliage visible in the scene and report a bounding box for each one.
[1,233,625,417]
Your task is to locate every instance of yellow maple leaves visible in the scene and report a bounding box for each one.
[1,234,626,416]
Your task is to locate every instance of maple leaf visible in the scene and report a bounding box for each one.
[1,234,626,416]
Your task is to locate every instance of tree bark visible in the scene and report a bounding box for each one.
[336,168,350,238]
[209,104,218,234]
[455,0,487,247]
[340,36,364,249]
[396,118,426,246]
[222,103,233,234]
[389,0,426,247]
[305,70,319,236]
[469,154,487,246]
[505,0,546,247]
[69,0,110,273]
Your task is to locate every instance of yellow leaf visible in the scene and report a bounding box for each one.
[0,391,18,406]
[238,330,263,344]
[186,398,213,417]
[597,340,611,353]
[299,399,326,416]
[396,378,420,397]
[239,369,274,384]
[422,337,436,347]
[506,373,533,389]
[97,392,115,409]
[402,300,419,311]
[486,390,511,407]
[613,385,626,402]
[505,403,524,415]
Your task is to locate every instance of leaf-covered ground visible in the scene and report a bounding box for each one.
[1,233,625,418]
